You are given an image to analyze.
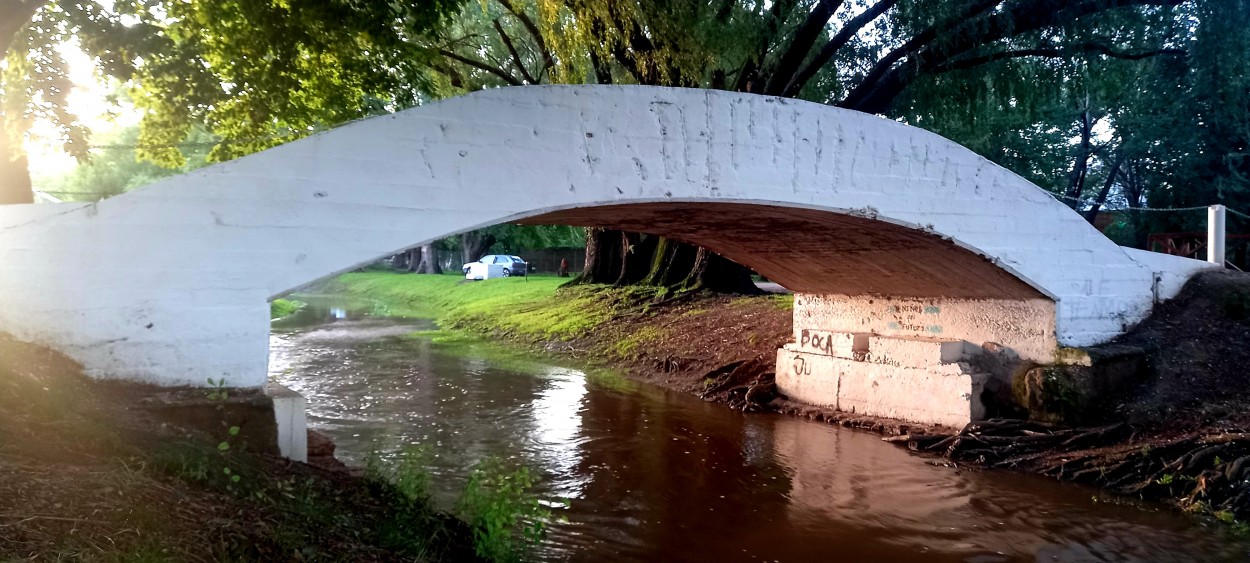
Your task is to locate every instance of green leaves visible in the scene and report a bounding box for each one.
[206,377,229,401]
[456,456,555,562]
[122,0,463,166]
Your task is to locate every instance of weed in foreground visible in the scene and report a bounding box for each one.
[456,456,555,563]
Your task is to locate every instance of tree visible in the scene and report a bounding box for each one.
[0,0,461,203]
[33,122,214,201]
[3,0,76,204]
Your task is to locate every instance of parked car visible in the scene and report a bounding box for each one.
[463,255,528,280]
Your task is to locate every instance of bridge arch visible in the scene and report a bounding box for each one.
[0,86,1209,387]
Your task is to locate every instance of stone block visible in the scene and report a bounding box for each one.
[866,335,973,368]
[776,345,841,408]
[138,387,280,456]
[777,346,989,428]
[1014,344,1149,424]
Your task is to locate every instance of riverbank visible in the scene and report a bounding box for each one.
[270,298,305,320]
[333,269,1250,527]
[0,333,483,561]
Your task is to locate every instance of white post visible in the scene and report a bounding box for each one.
[1208,204,1227,267]
[267,383,308,462]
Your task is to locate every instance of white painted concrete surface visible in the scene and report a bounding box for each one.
[0,202,90,229]
[777,343,988,428]
[0,86,1214,387]
[793,294,1059,363]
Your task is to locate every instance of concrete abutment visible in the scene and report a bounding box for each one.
[775,293,1058,427]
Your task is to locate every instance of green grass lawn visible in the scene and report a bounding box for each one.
[335,272,619,340]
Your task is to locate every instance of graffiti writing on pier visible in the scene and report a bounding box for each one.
[791,355,811,376]
[798,329,838,355]
[885,302,943,334]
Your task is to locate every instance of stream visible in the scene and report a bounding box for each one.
[270,296,1250,562]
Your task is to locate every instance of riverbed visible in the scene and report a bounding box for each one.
[271,296,1250,562]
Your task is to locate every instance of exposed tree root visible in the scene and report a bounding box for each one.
[886,418,1250,519]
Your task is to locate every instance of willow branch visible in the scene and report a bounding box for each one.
[495,0,554,72]
[733,0,799,92]
[492,19,538,83]
[783,0,899,96]
[762,0,845,95]
[841,0,1186,114]
[839,0,1003,108]
[437,48,522,86]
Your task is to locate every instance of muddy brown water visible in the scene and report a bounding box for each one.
[271,297,1250,562]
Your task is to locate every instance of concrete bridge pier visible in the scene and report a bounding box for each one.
[775,294,1058,427]
[774,244,1212,428]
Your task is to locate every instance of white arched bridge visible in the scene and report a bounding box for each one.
[0,86,1211,426]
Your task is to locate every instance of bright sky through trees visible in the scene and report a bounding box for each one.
[16,38,136,185]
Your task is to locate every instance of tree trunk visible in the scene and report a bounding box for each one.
[0,1,47,55]
[1083,152,1126,224]
[1064,106,1094,209]
[577,227,624,283]
[1121,159,1150,249]
[0,1,46,206]
[0,111,33,205]
[415,244,442,274]
[404,247,421,272]
[578,228,760,293]
[643,237,700,287]
[460,230,496,264]
[678,247,761,294]
[615,232,658,286]
[392,250,411,270]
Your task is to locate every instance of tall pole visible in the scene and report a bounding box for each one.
[1208,204,1227,267]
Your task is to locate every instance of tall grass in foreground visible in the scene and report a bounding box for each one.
[366,447,556,563]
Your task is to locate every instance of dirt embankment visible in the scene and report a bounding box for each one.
[0,334,478,562]
[874,271,1250,522]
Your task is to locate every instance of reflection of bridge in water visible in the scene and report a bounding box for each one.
[0,86,1213,426]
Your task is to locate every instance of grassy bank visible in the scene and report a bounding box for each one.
[269,298,304,320]
[0,333,555,562]
[337,273,609,338]
[335,271,748,341]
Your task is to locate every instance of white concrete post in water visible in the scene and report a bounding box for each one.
[1209,204,1227,267]
[268,383,308,463]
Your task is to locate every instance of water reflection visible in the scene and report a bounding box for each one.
[272,297,1250,562]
